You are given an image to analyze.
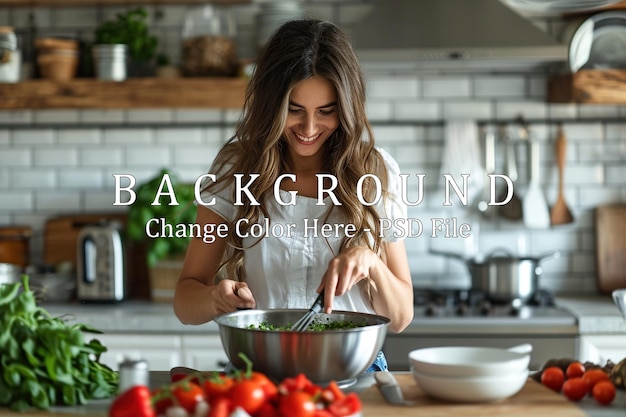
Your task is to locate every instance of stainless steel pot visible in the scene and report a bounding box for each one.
[214,309,389,383]
[431,249,559,302]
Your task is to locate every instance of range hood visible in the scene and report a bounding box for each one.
[342,0,571,71]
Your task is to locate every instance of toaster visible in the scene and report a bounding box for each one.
[76,222,125,302]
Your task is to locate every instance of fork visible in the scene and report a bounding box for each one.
[290,290,325,332]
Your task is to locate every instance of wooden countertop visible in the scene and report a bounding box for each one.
[2,373,624,417]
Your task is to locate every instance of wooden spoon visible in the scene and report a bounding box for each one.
[550,126,574,225]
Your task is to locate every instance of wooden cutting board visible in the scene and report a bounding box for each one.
[596,204,626,293]
[360,373,587,417]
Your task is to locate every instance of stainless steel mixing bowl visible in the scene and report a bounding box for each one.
[214,309,390,383]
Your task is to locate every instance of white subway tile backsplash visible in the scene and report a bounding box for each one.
[0,191,33,210]
[578,105,621,119]
[579,143,625,162]
[393,101,441,121]
[155,128,204,144]
[12,129,55,145]
[577,187,623,208]
[422,76,470,98]
[368,77,419,99]
[34,149,79,167]
[494,101,548,120]
[474,76,526,98]
[11,169,56,189]
[127,109,174,124]
[51,6,98,28]
[173,109,223,123]
[84,191,127,212]
[80,110,126,124]
[35,191,81,211]
[528,230,579,253]
[0,130,9,145]
[126,147,171,166]
[605,165,626,184]
[80,148,124,167]
[58,169,104,189]
[0,149,31,167]
[174,146,217,166]
[442,101,492,120]
[103,128,153,144]
[33,110,81,124]
[0,111,33,125]
[605,124,626,141]
[366,101,393,121]
[560,123,604,141]
[57,129,102,145]
[547,104,578,119]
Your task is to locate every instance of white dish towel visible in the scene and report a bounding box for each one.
[439,120,485,208]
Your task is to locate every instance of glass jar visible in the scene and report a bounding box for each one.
[0,26,21,83]
[181,4,239,76]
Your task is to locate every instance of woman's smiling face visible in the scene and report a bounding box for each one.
[283,76,340,167]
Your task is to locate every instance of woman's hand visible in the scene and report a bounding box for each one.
[318,246,376,313]
[211,280,257,314]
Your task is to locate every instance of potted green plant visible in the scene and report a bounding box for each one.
[127,169,196,302]
[92,7,159,79]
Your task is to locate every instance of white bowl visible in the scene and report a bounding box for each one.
[408,345,531,377]
[613,288,626,320]
[412,369,529,403]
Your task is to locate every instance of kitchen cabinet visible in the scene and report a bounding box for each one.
[92,333,229,371]
[578,334,626,364]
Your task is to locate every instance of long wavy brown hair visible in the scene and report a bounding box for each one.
[205,19,390,281]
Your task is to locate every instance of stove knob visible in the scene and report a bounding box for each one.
[425,303,438,316]
[455,303,469,316]
[480,301,493,316]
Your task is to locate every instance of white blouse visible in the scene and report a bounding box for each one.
[199,147,407,313]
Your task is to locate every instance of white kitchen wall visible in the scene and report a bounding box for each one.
[1,1,625,295]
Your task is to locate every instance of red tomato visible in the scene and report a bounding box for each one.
[151,387,173,415]
[541,367,565,392]
[255,401,279,417]
[171,381,205,413]
[565,362,586,379]
[313,410,334,417]
[591,380,616,406]
[582,369,611,393]
[109,385,155,417]
[207,396,233,417]
[323,380,345,403]
[278,373,313,394]
[327,392,361,417]
[563,377,588,402]
[203,374,235,400]
[278,391,316,417]
[250,371,279,401]
[229,379,266,414]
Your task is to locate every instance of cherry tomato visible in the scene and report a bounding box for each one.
[203,374,234,400]
[255,402,279,417]
[582,369,611,394]
[250,371,279,401]
[562,377,588,402]
[591,380,616,406]
[207,396,233,417]
[278,391,316,417]
[229,379,266,414]
[565,362,586,379]
[541,366,565,392]
[327,392,362,417]
[151,387,174,415]
[171,381,205,413]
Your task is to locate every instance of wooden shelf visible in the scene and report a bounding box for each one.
[0,0,249,6]
[0,77,248,109]
[548,69,626,104]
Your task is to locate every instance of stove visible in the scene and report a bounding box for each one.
[383,288,579,371]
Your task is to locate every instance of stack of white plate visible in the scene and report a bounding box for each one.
[256,1,305,49]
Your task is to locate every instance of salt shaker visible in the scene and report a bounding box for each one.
[118,356,149,392]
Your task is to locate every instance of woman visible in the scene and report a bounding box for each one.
[174,19,413,369]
